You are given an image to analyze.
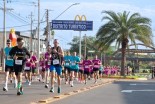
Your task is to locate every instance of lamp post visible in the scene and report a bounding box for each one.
[37,0,40,73]
[54,3,80,20]
[2,0,6,71]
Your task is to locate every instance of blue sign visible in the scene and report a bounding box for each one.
[51,20,93,31]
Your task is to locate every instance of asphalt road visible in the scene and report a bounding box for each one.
[0,77,115,104]
[51,79,155,104]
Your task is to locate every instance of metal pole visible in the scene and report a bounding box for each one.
[46,9,49,46]
[2,0,6,72]
[30,12,33,51]
[84,34,86,58]
[37,0,40,71]
[79,31,81,58]
[54,3,80,20]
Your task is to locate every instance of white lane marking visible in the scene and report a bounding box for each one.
[129,83,149,86]
[121,90,155,93]
[121,90,132,93]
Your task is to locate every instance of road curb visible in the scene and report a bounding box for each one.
[34,79,117,104]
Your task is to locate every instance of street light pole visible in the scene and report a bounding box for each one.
[2,0,6,71]
[37,0,40,72]
[54,3,80,20]
[79,31,82,58]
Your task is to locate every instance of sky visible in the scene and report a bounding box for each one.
[0,0,155,50]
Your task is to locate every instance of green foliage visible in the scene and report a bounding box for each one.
[96,10,153,76]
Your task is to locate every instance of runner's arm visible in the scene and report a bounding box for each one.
[9,47,15,56]
[25,48,30,58]
[57,47,64,57]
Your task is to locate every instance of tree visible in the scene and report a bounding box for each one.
[96,11,154,76]
[68,36,97,57]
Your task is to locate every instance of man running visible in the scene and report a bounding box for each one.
[30,51,38,82]
[3,39,17,91]
[92,55,101,83]
[50,39,64,93]
[83,56,92,84]
[9,37,30,95]
[44,45,51,88]
[64,51,71,84]
[70,52,80,87]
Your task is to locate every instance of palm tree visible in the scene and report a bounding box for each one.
[96,11,154,76]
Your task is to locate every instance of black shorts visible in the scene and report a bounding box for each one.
[93,68,99,72]
[5,65,14,72]
[64,67,71,73]
[84,71,90,75]
[14,65,24,76]
[99,70,103,74]
[79,70,84,74]
[42,68,46,72]
[32,67,36,74]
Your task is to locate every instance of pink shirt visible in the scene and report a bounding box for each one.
[44,52,51,68]
[79,62,84,70]
[92,59,101,68]
[31,55,37,68]
[39,60,45,70]
[83,60,92,72]
[25,60,32,67]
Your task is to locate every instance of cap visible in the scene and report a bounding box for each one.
[7,39,11,43]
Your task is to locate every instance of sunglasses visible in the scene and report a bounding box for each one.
[7,43,11,44]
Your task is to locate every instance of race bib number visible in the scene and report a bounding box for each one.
[24,67,30,70]
[39,67,42,70]
[53,59,59,65]
[7,56,13,60]
[65,63,69,66]
[15,60,22,65]
[94,65,99,68]
[85,66,89,69]
[48,61,51,65]
[72,62,76,65]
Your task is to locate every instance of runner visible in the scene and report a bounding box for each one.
[39,54,46,82]
[92,55,101,83]
[30,51,38,82]
[44,45,51,88]
[3,39,17,91]
[83,56,92,84]
[9,37,30,95]
[70,52,80,87]
[99,64,103,79]
[24,58,32,85]
[78,59,84,83]
[63,51,71,84]
[49,39,64,93]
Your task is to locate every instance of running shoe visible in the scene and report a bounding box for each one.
[28,82,31,86]
[49,87,54,93]
[14,83,17,88]
[3,87,8,91]
[45,84,49,88]
[70,81,74,87]
[57,87,61,93]
[17,87,23,95]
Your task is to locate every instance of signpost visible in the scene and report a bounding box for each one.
[51,20,93,31]
[51,19,93,58]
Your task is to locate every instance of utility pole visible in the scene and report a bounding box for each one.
[84,34,87,58]
[46,9,49,46]
[0,0,13,71]
[29,12,34,51]
[37,0,40,72]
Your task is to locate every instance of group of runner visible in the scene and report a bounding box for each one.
[3,37,103,96]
